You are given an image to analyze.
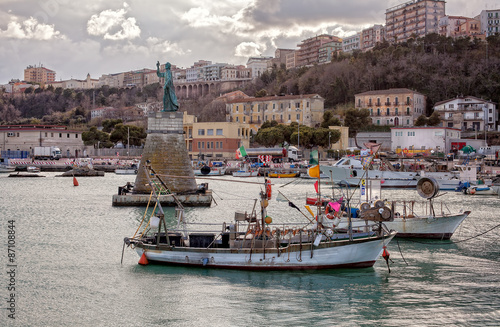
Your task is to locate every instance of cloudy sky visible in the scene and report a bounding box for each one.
[0,0,495,84]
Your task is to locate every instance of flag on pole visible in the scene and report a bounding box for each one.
[309,150,319,165]
[314,180,319,193]
[308,165,320,178]
[235,146,247,159]
[276,191,288,202]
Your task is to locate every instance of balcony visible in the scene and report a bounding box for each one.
[385,102,391,106]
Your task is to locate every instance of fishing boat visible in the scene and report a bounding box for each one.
[321,178,471,239]
[232,163,260,177]
[193,161,227,176]
[457,182,499,195]
[267,172,299,178]
[0,157,16,173]
[123,165,397,270]
[320,156,463,190]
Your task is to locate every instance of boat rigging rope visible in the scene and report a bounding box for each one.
[131,190,154,239]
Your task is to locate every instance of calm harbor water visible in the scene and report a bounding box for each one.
[1,172,499,326]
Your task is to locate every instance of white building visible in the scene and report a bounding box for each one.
[246,57,272,79]
[433,96,497,131]
[477,9,500,37]
[391,126,461,153]
[342,33,361,52]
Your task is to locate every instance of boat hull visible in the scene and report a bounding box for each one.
[232,171,259,177]
[133,232,396,270]
[346,212,470,239]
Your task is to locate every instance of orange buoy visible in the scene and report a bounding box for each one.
[73,177,79,186]
[138,252,149,265]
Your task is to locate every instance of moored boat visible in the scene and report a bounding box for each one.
[124,164,397,270]
[267,172,299,178]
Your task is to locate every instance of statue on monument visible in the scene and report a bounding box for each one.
[156,61,179,112]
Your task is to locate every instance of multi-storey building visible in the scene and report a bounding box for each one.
[285,51,297,70]
[24,65,56,84]
[185,60,212,82]
[342,33,361,52]
[477,9,500,37]
[270,49,295,69]
[0,125,84,158]
[221,65,251,80]
[355,88,426,127]
[98,73,124,88]
[182,112,251,159]
[246,57,273,79]
[199,63,227,81]
[385,0,445,43]
[318,40,343,63]
[361,25,385,51]
[439,16,484,39]
[296,35,341,67]
[226,94,325,132]
[433,96,497,131]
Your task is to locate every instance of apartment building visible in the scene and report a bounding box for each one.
[24,65,56,84]
[361,25,385,51]
[477,9,500,37]
[296,35,342,67]
[199,63,228,81]
[221,66,251,80]
[0,125,84,158]
[98,73,124,88]
[439,16,484,39]
[182,113,251,159]
[385,0,445,43]
[433,96,497,131]
[226,94,325,132]
[342,33,361,52]
[355,88,426,127]
[285,51,297,70]
[271,49,295,68]
[318,40,343,63]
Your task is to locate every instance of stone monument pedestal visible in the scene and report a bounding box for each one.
[133,111,197,194]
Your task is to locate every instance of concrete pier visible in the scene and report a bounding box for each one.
[112,190,212,207]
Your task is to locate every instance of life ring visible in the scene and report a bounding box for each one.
[265,180,272,199]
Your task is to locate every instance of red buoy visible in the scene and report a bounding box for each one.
[73,177,79,186]
[138,252,149,265]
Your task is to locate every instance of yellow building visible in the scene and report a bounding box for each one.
[328,126,349,150]
[183,112,251,159]
[226,94,325,133]
[24,65,56,84]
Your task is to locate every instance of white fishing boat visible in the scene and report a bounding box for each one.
[330,178,470,239]
[115,166,138,175]
[320,156,463,190]
[193,161,227,176]
[27,166,40,173]
[232,164,260,177]
[124,165,397,270]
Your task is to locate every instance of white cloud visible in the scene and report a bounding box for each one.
[0,17,64,40]
[235,41,262,57]
[86,3,140,40]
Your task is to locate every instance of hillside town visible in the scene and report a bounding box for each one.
[1,0,500,163]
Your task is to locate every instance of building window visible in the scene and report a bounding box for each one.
[407,107,410,115]
[75,134,78,138]
[243,116,246,122]
[59,133,62,137]
[296,114,300,120]
[386,108,390,115]
[207,142,210,149]
[216,129,223,135]
[211,142,214,149]
[207,129,214,136]
[295,102,300,108]
[236,106,239,112]
[377,120,380,125]
[395,108,398,115]
[197,142,201,149]
[198,129,205,135]
[51,133,54,137]
[377,108,380,116]
[45,132,48,137]
[236,117,239,122]
[67,133,70,138]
